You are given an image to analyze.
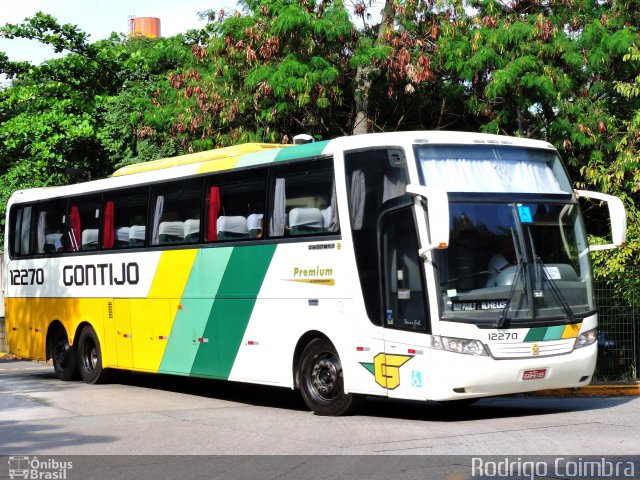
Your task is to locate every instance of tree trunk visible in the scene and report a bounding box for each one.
[351,0,393,135]
[353,67,372,135]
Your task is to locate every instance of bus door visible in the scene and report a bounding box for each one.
[130,298,172,371]
[112,299,133,368]
[379,203,431,400]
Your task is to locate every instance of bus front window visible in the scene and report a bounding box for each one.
[433,202,594,326]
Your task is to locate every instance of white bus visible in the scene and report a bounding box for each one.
[3,131,625,415]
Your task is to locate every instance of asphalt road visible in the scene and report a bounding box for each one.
[0,358,638,479]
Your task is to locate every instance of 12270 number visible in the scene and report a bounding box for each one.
[488,332,518,341]
[10,268,45,286]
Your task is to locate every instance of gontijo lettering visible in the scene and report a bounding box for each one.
[62,262,140,286]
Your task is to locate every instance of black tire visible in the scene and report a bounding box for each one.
[51,329,79,381]
[298,338,361,416]
[77,326,110,384]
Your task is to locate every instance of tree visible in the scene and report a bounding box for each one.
[431,0,640,273]
[133,0,358,153]
[0,13,118,234]
[0,13,193,237]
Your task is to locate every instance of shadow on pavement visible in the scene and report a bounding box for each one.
[2,360,635,422]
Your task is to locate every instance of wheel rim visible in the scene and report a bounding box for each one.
[310,353,341,401]
[89,345,98,370]
[53,339,69,368]
[83,337,97,373]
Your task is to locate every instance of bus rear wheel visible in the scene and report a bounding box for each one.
[51,329,79,381]
[77,326,110,384]
[298,338,361,416]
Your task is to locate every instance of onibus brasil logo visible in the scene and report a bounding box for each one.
[8,456,73,479]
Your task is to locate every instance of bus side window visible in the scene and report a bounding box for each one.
[205,174,266,243]
[35,200,68,254]
[150,180,203,246]
[102,188,149,250]
[10,205,33,257]
[268,158,338,238]
[67,195,101,252]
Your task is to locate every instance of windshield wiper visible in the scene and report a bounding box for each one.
[495,262,522,329]
[496,228,524,329]
[527,229,576,323]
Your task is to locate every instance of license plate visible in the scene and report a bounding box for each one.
[523,369,547,380]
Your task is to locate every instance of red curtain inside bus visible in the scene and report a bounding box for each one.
[68,206,81,251]
[207,186,220,241]
[103,201,115,248]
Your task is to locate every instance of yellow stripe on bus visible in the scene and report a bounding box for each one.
[562,323,582,338]
[5,297,108,362]
[112,143,286,176]
[147,250,198,299]
[195,156,242,174]
[128,250,199,371]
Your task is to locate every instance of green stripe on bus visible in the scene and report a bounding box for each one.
[159,297,215,375]
[159,248,233,375]
[190,244,277,379]
[524,327,548,342]
[543,325,566,340]
[273,140,329,162]
[236,149,280,168]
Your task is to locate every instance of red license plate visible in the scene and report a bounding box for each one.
[523,369,547,380]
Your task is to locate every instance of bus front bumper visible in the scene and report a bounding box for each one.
[426,343,597,401]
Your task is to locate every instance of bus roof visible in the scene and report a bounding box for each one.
[7,132,558,206]
[112,132,555,178]
[112,143,289,177]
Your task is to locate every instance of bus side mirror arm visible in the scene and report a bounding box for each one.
[575,190,627,251]
[406,184,450,256]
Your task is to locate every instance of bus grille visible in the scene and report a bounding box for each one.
[488,339,575,358]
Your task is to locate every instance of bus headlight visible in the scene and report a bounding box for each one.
[432,335,487,356]
[575,328,597,348]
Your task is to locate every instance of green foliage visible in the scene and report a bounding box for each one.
[0,14,195,239]
[134,0,358,150]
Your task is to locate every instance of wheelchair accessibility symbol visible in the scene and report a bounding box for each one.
[411,370,422,388]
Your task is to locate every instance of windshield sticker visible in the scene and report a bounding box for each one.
[517,205,533,223]
[543,266,562,280]
[452,300,508,311]
[398,289,411,300]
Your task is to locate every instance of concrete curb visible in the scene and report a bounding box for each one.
[533,384,640,396]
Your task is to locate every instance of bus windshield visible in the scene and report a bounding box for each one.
[415,144,592,326]
[432,201,593,325]
[415,144,573,194]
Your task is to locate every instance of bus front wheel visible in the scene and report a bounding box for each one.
[298,338,361,416]
[77,326,110,384]
[51,329,79,381]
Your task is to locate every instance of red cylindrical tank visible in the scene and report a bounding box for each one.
[129,17,161,38]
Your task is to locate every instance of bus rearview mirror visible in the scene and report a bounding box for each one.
[575,190,627,251]
[405,184,450,254]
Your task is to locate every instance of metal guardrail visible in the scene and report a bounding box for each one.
[594,268,640,382]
